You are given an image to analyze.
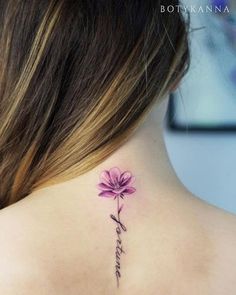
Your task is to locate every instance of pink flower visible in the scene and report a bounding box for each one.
[98,167,136,198]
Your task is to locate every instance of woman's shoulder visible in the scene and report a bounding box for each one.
[0,192,117,294]
[181,194,236,293]
[0,203,47,293]
[203,202,236,290]
[0,197,63,294]
[0,190,236,294]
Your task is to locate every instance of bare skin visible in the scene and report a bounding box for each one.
[0,98,235,294]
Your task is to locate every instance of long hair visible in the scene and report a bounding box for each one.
[0,0,189,208]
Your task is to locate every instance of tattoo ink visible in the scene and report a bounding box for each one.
[97,167,136,288]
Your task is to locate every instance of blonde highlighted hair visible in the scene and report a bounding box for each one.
[0,0,189,208]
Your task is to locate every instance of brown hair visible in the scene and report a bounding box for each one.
[0,0,189,208]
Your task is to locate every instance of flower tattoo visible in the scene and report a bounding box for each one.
[98,167,136,199]
[97,167,136,288]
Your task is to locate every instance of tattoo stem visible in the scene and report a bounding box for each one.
[117,194,120,214]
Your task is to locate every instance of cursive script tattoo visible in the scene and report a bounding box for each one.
[110,195,127,287]
[97,167,136,288]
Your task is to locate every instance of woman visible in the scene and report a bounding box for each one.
[0,1,235,294]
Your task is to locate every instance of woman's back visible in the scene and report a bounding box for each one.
[0,122,236,294]
[0,178,236,294]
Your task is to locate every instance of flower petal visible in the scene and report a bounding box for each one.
[97,183,113,191]
[99,191,117,198]
[109,167,121,184]
[121,176,135,186]
[113,187,126,194]
[122,187,136,195]
[121,171,132,181]
[100,170,112,186]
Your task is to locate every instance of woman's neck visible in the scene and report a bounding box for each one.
[29,97,188,204]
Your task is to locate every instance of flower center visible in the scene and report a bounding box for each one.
[113,180,120,189]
